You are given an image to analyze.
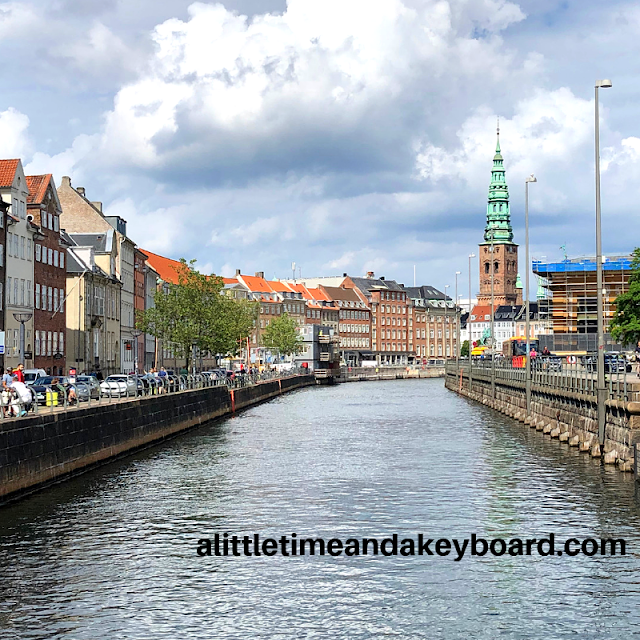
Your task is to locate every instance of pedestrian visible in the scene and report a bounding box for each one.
[542,346,550,357]
[95,364,104,382]
[1,369,13,417]
[11,378,33,415]
[13,363,25,383]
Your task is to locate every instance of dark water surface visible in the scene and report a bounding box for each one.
[2,379,640,639]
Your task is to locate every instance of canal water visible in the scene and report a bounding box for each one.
[2,379,640,639]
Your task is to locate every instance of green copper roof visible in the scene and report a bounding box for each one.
[515,273,522,289]
[483,126,513,244]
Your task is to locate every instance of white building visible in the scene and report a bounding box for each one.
[0,159,37,368]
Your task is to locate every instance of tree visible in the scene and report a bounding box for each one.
[137,259,257,370]
[460,340,470,357]
[610,248,640,347]
[262,313,303,356]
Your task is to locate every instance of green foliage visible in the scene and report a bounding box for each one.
[261,313,303,356]
[460,340,470,357]
[610,248,640,347]
[136,259,258,368]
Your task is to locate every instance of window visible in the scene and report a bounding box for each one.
[7,277,11,304]
[35,244,41,261]
[59,332,64,354]
[54,216,59,232]
[48,286,53,312]
[54,250,58,268]
[35,331,40,356]
[0,244,3,265]
[47,331,52,356]
[60,252,64,270]
[35,284,40,309]
[54,289,58,313]
[27,238,32,260]
[53,332,58,355]
[60,288,64,312]
[6,233,11,257]
[48,213,53,229]
[48,248,53,265]
[27,281,32,306]
[20,236,25,259]
[13,279,18,306]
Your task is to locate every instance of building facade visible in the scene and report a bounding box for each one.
[0,160,37,370]
[27,174,68,375]
[65,239,122,375]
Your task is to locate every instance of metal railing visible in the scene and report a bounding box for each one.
[0,367,309,421]
[449,356,634,401]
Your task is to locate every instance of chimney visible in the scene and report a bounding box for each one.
[255,271,264,278]
[91,201,102,212]
[366,271,374,279]
[343,272,347,277]
[61,176,71,187]
[77,187,85,197]
[380,276,385,281]
[235,268,241,276]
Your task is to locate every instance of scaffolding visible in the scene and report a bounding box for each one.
[532,256,631,352]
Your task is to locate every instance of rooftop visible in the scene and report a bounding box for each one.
[0,159,19,189]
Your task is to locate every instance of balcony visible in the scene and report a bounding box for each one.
[318,335,331,344]
[319,352,331,362]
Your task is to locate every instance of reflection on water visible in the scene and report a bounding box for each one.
[2,379,640,639]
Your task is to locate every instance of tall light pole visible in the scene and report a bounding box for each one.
[455,271,461,366]
[444,284,450,359]
[595,78,612,444]
[13,312,33,366]
[131,329,142,374]
[525,174,537,416]
[490,230,496,398]
[468,253,475,391]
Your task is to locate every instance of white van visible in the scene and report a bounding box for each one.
[23,369,47,385]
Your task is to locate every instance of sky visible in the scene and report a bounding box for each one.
[1,0,638,296]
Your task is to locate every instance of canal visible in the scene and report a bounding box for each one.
[2,379,640,638]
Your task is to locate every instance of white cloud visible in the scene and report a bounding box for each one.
[0,107,31,158]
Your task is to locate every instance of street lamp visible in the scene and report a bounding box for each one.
[455,271,461,366]
[468,253,475,391]
[525,174,537,416]
[131,329,142,374]
[444,284,450,359]
[13,312,33,366]
[595,78,612,444]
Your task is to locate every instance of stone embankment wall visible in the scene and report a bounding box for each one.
[339,367,444,382]
[0,375,314,503]
[445,368,640,474]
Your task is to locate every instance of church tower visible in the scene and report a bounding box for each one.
[477,123,519,306]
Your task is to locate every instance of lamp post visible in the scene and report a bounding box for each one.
[490,231,496,398]
[595,78,612,444]
[468,253,475,391]
[13,312,33,366]
[444,284,450,360]
[131,329,142,374]
[525,174,537,417]
[455,271,461,367]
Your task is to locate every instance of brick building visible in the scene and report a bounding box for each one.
[27,174,69,375]
[319,285,372,365]
[133,248,147,372]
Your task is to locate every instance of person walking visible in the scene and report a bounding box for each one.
[13,363,25,383]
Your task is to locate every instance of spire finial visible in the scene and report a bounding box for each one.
[497,116,500,137]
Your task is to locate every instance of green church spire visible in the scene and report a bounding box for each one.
[483,119,513,243]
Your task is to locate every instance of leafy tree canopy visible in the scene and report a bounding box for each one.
[261,313,303,356]
[137,259,258,368]
[610,248,640,347]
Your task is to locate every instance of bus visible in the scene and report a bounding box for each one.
[502,337,539,367]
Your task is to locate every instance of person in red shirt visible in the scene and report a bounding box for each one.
[13,363,25,383]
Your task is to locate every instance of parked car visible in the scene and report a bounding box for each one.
[75,375,101,399]
[31,376,73,405]
[100,375,138,397]
[23,369,48,385]
[583,353,632,373]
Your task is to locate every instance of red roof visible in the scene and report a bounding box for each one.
[238,274,272,293]
[222,277,239,285]
[0,159,19,189]
[141,249,184,285]
[470,305,493,319]
[26,174,52,205]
